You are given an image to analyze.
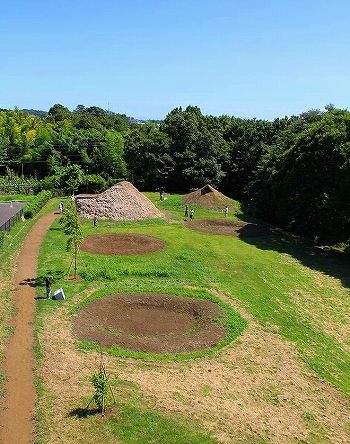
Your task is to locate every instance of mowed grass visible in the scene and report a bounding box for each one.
[33,193,350,443]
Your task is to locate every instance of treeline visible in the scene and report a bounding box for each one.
[0,103,349,248]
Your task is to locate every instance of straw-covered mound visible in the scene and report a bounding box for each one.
[182,184,234,211]
[76,181,162,221]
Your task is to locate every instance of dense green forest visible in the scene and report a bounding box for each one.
[0,103,349,248]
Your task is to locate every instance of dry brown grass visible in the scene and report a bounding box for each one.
[36,288,350,443]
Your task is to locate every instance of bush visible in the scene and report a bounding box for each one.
[23,190,52,219]
[79,174,108,194]
[32,176,60,193]
[0,231,4,250]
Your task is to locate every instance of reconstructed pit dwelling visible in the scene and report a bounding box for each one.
[182,184,234,211]
[76,180,162,221]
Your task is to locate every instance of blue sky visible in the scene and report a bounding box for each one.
[1,0,349,120]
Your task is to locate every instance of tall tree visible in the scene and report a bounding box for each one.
[48,104,71,122]
[222,116,279,200]
[93,130,126,179]
[251,108,350,245]
[160,106,227,191]
[124,123,172,190]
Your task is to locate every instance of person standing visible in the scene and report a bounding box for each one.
[189,209,194,220]
[59,202,63,214]
[45,276,52,299]
[93,214,98,227]
[224,206,229,217]
[184,205,189,217]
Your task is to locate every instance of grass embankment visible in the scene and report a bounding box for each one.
[34,193,350,443]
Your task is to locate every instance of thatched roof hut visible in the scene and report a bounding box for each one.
[76,181,162,221]
[182,185,233,210]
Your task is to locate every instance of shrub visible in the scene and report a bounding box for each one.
[23,190,52,219]
[32,176,60,193]
[79,174,108,194]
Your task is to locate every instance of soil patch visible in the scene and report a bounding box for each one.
[187,218,271,237]
[72,293,227,353]
[80,233,166,256]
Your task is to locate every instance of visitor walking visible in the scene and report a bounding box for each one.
[189,209,194,220]
[45,276,52,299]
[184,205,188,217]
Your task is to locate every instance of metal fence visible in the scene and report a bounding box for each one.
[0,204,25,231]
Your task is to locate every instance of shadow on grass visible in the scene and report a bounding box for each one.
[236,204,350,288]
[239,225,350,289]
[67,407,101,418]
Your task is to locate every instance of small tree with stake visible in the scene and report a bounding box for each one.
[59,200,83,279]
[87,351,116,416]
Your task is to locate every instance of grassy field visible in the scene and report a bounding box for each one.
[6,193,350,443]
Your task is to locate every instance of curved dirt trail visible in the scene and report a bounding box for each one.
[0,211,57,444]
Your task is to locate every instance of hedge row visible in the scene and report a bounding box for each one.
[0,231,4,250]
[23,190,52,219]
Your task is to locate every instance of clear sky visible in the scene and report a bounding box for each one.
[1,0,349,120]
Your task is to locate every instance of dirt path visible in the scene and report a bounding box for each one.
[0,212,57,444]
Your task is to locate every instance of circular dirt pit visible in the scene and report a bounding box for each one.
[72,293,228,354]
[187,219,271,237]
[80,233,166,256]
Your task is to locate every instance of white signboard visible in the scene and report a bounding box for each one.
[54,288,65,300]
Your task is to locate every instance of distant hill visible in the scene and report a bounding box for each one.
[128,116,162,124]
[20,109,161,123]
[21,109,48,118]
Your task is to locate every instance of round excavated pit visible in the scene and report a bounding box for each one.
[72,293,227,354]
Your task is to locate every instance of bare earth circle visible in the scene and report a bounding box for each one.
[80,233,166,255]
[187,219,271,237]
[72,293,227,354]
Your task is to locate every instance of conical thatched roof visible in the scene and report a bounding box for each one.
[76,181,162,221]
[182,184,233,210]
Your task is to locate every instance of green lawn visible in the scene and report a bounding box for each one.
[31,194,350,442]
